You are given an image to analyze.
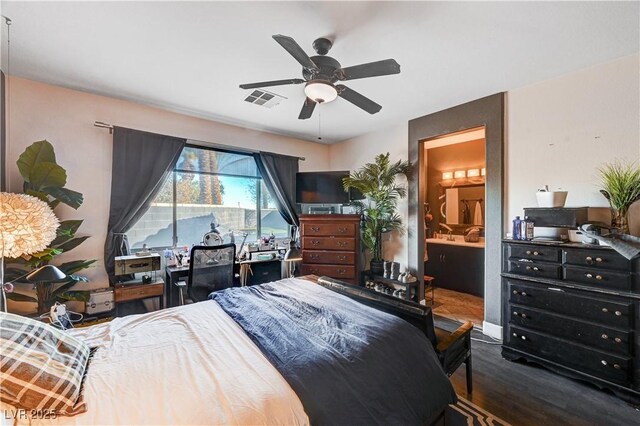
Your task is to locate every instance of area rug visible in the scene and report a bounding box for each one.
[445,396,511,426]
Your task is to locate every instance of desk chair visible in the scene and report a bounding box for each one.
[175,244,236,304]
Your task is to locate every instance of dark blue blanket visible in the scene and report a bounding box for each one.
[211,278,456,425]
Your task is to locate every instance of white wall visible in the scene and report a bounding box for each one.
[328,124,409,268]
[328,53,640,329]
[507,54,640,234]
[5,77,330,292]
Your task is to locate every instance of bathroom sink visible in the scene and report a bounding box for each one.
[425,235,485,248]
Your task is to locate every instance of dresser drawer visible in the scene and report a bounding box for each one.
[302,237,355,251]
[563,266,632,292]
[507,260,561,280]
[114,283,163,302]
[508,325,633,387]
[508,305,633,356]
[507,244,561,262]
[301,264,355,280]
[303,250,355,265]
[507,279,633,329]
[563,248,630,271]
[301,222,357,237]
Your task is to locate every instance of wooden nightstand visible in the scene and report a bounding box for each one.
[114,279,164,316]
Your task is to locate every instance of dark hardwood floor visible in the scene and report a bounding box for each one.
[435,317,640,426]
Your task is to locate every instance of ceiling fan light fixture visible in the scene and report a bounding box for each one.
[304,81,338,103]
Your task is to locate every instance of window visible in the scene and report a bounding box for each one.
[126,145,289,249]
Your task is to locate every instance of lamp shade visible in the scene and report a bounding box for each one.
[27,265,66,282]
[283,247,302,262]
[0,193,59,258]
[304,81,338,103]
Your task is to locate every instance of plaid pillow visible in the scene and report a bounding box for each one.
[0,311,92,417]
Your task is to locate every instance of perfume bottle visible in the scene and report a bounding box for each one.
[512,216,522,240]
[521,216,535,241]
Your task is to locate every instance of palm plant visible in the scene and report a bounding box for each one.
[599,160,640,234]
[343,153,411,271]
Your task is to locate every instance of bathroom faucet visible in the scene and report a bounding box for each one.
[439,223,456,241]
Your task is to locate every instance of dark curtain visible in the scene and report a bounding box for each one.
[104,127,186,282]
[254,152,300,227]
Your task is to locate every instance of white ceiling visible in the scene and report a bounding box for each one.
[1,1,638,144]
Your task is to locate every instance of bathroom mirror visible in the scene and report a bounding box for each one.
[442,185,484,226]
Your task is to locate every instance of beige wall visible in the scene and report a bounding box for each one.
[507,54,640,235]
[5,77,330,290]
[328,124,409,268]
[329,54,640,329]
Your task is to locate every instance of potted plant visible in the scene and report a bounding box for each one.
[343,153,411,275]
[5,140,96,314]
[599,160,640,235]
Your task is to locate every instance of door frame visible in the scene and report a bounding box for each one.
[407,93,505,333]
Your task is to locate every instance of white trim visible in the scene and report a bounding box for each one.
[482,321,503,340]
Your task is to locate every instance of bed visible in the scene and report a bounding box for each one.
[1,276,457,425]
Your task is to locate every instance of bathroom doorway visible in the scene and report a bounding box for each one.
[422,126,486,325]
[407,93,505,338]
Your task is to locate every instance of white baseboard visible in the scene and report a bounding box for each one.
[482,321,503,340]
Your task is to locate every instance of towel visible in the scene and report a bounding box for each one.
[473,201,483,226]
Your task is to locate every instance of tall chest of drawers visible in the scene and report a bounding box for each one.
[299,214,361,285]
[502,240,640,405]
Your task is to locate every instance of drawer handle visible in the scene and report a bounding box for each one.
[526,266,539,271]
[615,311,622,316]
[310,254,320,260]
[311,227,320,232]
[311,240,320,246]
[310,269,319,274]
[601,334,609,340]
[513,311,527,319]
[338,227,347,233]
[585,273,604,280]
[512,332,527,341]
[337,255,347,261]
[512,290,527,296]
[337,269,346,275]
[586,256,604,265]
[602,308,608,313]
[601,360,622,370]
[526,250,540,256]
[337,241,347,247]
[614,337,622,343]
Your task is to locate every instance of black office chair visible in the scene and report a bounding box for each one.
[175,244,236,304]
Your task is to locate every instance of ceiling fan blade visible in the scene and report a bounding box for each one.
[339,59,401,81]
[336,85,382,114]
[239,78,305,90]
[298,98,316,120]
[273,34,319,72]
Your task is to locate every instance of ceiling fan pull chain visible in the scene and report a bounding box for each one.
[317,104,322,141]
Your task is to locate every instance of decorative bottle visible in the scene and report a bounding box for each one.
[512,216,522,240]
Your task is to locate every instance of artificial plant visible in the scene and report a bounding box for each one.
[599,160,640,235]
[5,140,96,314]
[343,153,411,271]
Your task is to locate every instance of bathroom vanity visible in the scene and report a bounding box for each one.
[424,236,485,297]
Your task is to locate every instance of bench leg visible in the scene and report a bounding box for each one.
[465,354,473,394]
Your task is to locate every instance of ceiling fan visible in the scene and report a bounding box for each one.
[239,35,401,120]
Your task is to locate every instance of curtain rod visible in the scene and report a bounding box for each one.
[93,121,306,161]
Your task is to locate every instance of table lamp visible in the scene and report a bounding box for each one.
[0,193,60,312]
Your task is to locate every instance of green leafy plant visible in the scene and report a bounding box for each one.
[5,140,96,313]
[599,160,640,234]
[343,153,412,263]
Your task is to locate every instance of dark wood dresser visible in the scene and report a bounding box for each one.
[299,214,361,285]
[502,239,640,404]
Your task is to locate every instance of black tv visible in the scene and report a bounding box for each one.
[296,171,363,204]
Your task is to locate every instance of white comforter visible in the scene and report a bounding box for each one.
[3,301,309,425]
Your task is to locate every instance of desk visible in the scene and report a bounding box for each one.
[239,258,282,286]
[114,279,164,316]
[165,265,190,308]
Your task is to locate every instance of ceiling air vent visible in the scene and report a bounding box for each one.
[243,90,286,108]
